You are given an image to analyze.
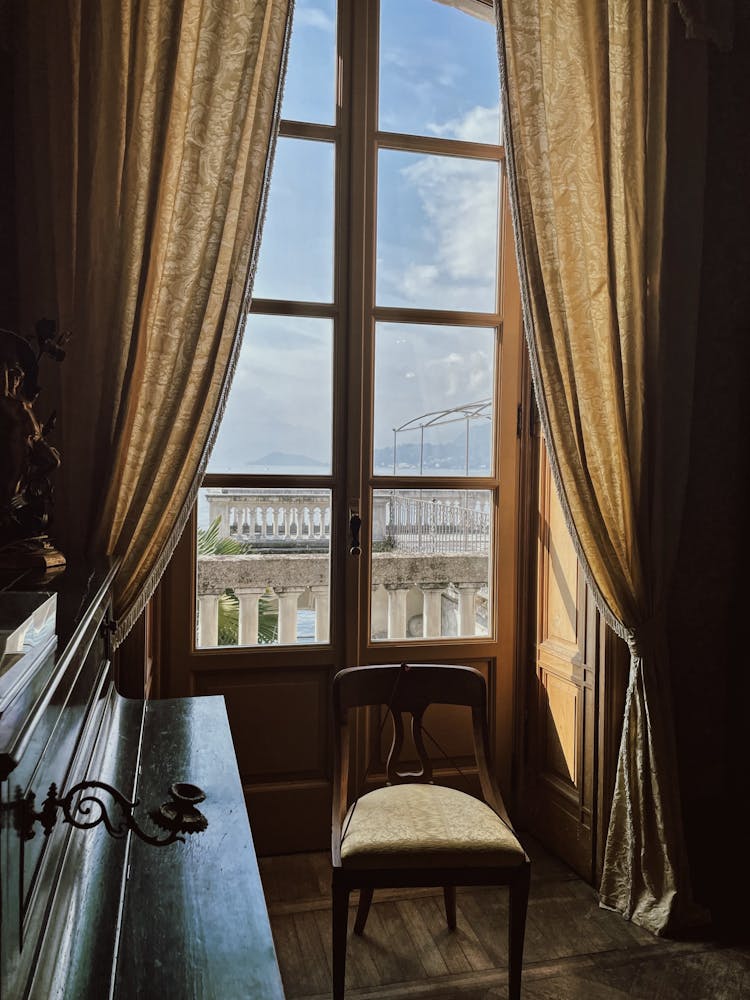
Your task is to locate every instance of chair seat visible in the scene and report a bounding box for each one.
[340,783,525,870]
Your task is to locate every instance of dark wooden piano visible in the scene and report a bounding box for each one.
[0,563,284,999]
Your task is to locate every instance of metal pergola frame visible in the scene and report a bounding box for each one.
[391,398,492,475]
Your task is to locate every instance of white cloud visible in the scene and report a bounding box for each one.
[295,6,335,33]
[209,317,333,469]
[424,348,492,402]
[379,128,499,311]
[428,104,500,144]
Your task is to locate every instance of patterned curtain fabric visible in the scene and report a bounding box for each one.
[496,2,706,933]
[12,0,292,643]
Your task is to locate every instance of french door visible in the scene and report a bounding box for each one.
[159,0,526,854]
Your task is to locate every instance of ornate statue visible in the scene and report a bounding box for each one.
[0,319,67,572]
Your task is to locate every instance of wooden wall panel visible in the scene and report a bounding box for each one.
[541,670,578,785]
[544,483,579,649]
[193,667,333,854]
[195,670,328,781]
[529,447,599,881]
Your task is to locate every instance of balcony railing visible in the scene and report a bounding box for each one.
[199,489,491,647]
[206,489,490,553]
[381,493,489,554]
[207,490,331,544]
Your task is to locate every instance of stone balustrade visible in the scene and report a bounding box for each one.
[205,489,490,550]
[207,492,331,543]
[196,551,488,647]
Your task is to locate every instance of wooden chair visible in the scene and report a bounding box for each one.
[331,662,530,999]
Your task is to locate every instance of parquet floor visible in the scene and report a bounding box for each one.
[258,840,750,999]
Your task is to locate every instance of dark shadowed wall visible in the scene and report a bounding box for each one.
[668,2,750,937]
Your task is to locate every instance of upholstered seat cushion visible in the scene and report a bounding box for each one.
[339,783,525,870]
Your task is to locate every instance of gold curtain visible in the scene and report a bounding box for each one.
[12,0,292,642]
[497,2,706,933]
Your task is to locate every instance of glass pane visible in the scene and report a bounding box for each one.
[282,0,337,125]
[379,0,501,143]
[371,488,492,641]
[373,323,495,476]
[196,487,331,649]
[376,150,499,312]
[253,137,334,302]
[208,315,332,475]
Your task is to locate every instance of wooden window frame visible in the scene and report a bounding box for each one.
[159,0,525,799]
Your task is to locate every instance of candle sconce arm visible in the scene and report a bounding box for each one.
[14,780,208,847]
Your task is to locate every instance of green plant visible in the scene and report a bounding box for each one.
[197,516,253,556]
[372,534,396,552]
[257,594,278,645]
[197,518,278,645]
[215,589,278,646]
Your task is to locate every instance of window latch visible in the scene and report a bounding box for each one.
[349,507,362,557]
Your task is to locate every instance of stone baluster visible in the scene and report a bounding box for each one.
[386,586,409,639]
[421,585,444,638]
[207,497,218,531]
[372,494,388,543]
[197,594,220,647]
[218,502,230,538]
[312,587,329,642]
[457,584,479,636]
[276,588,303,644]
[235,587,265,646]
[272,507,279,538]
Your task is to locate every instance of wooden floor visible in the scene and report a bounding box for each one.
[259,840,750,999]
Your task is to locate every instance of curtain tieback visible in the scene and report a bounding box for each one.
[625,612,666,660]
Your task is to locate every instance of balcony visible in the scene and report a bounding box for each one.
[197,489,491,647]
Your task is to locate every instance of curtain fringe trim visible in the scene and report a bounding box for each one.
[493,5,628,646]
[113,0,297,650]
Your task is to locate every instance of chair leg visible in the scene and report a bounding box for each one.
[354,887,373,936]
[443,885,457,930]
[332,882,350,1000]
[508,863,530,1000]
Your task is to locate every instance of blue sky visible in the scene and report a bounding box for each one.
[208,0,501,475]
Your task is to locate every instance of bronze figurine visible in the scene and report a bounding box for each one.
[0,319,67,572]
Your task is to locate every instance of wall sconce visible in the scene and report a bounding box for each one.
[15,780,208,847]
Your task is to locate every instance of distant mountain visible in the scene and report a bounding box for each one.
[250,451,327,467]
[373,421,492,470]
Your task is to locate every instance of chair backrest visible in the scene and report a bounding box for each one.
[331,663,513,855]
[334,662,485,782]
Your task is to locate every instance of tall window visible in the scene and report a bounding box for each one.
[194,0,511,655]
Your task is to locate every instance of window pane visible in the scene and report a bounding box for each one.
[253,138,334,302]
[379,0,501,143]
[282,0,337,125]
[208,315,332,475]
[371,488,492,641]
[373,323,495,476]
[376,150,499,312]
[196,487,331,648]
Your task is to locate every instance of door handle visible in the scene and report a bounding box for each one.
[349,509,362,557]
